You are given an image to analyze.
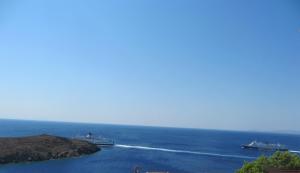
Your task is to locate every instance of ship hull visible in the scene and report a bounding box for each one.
[242,145,288,151]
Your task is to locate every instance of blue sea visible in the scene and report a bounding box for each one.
[0,119,299,173]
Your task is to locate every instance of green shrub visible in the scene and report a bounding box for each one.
[236,152,300,173]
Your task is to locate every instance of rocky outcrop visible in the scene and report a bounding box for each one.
[0,134,100,164]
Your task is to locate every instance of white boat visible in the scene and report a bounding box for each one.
[75,132,115,146]
[242,141,288,151]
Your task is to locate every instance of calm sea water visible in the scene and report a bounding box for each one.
[0,119,299,173]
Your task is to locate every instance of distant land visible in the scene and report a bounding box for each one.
[272,130,300,135]
[0,134,100,164]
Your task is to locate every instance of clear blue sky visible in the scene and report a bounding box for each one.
[0,0,299,131]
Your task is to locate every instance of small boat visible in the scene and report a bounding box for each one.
[242,141,288,151]
[133,166,169,173]
[75,132,115,147]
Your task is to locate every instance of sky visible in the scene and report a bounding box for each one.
[0,0,299,131]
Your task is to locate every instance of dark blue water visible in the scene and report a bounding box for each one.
[0,119,299,173]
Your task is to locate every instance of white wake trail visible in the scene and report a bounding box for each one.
[290,150,300,154]
[115,144,255,159]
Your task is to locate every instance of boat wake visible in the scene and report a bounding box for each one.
[290,150,300,154]
[115,144,256,159]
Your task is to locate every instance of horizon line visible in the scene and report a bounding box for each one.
[0,117,299,136]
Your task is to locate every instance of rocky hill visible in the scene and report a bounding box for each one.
[0,134,100,164]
